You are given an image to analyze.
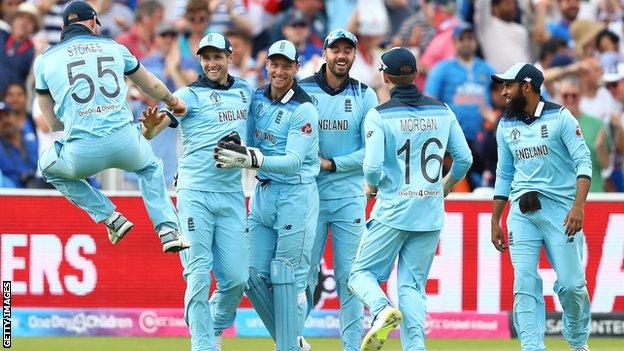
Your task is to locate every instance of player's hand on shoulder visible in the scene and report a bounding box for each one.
[139,106,167,129]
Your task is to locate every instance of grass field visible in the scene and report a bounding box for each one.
[8,337,623,351]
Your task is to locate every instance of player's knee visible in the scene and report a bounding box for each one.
[555,276,586,295]
[513,292,538,313]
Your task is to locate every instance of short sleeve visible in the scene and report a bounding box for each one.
[33,55,49,94]
[118,43,140,75]
[174,87,200,119]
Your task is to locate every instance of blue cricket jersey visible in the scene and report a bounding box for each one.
[248,82,320,184]
[33,25,140,141]
[364,85,473,231]
[494,101,592,205]
[174,75,252,192]
[300,65,378,200]
[425,57,495,141]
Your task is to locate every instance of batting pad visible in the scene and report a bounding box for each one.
[245,268,276,339]
[271,259,298,351]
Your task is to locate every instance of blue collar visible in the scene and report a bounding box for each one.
[313,64,351,96]
[190,74,235,90]
[263,80,300,103]
[59,24,98,43]
[389,84,422,105]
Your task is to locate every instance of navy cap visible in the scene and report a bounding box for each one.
[492,63,544,91]
[378,47,417,76]
[453,22,473,38]
[286,10,309,27]
[63,1,101,27]
[267,40,299,63]
[323,29,358,49]
[197,33,233,54]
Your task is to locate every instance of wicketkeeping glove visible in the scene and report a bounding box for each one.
[214,132,264,169]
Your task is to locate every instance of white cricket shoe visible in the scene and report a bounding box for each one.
[105,212,133,244]
[298,336,311,351]
[571,346,590,351]
[360,305,402,351]
[158,226,191,253]
[215,335,222,351]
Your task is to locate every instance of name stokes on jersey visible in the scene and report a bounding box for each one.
[66,43,103,57]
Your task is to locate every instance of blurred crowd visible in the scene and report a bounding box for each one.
[2,0,624,193]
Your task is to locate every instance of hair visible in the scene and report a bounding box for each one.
[135,0,163,22]
[2,82,27,100]
[491,0,504,5]
[595,29,619,48]
[539,37,567,61]
[557,74,581,92]
[386,70,417,86]
[186,0,210,14]
[226,27,252,43]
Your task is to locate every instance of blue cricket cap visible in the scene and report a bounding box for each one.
[267,40,299,63]
[491,63,544,91]
[379,47,417,76]
[197,33,233,54]
[323,29,358,49]
[453,22,473,38]
[63,1,101,27]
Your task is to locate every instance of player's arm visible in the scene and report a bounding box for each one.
[443,110,472,196]
[363,109,384,194]
[127,65,186,115]
[329,88,379,172]
[559,109,592,236]
[36,93,64,132]
[141,88,195,139]
[491,121,514,252]
[259,103,318,174]
[33,55,63,132]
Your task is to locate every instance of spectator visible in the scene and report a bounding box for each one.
[115,0,162,60]
[535,37,568,96]
[325,0,357,32]
[178,0,210,66]
[207,0,253,37]
[0,101,38,188]
[533,0,580,44]
[425,22,495,189]
[418,0,459,79]
[269,0,326,46]
[281,10,320,73]
[0,167,15,188]
[30,0,72,46]
[0,2,40,94]
[227,27,262,88]
[1,0,22,32]
[557,76,611,192]
[578,57,619,122]
[473,0,531,72]
[87,0,133,39]
[478,80,506,187]
[2,83,36,141]
[570,19,604,59]
[595,29,620,72]
[385,0,419,38]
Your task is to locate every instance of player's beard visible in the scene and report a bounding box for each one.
[327,59,353,78]
[505,90,528,118]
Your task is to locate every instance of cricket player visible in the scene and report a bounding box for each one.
[33,1,188,253]
[491,63,591,351]
[348,47,473,351]
[299,29,378,351]
[140,33,252,351]
[214,40,319,351]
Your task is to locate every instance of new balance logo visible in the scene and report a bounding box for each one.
[284,224,292,230]
[354,218,362,224]
[344,98,352,112]
[541,124,548,138]
[188,217,195,231]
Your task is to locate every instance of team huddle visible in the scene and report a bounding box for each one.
[33,1,593,351]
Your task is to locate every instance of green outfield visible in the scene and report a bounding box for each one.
[8,337,623,351]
